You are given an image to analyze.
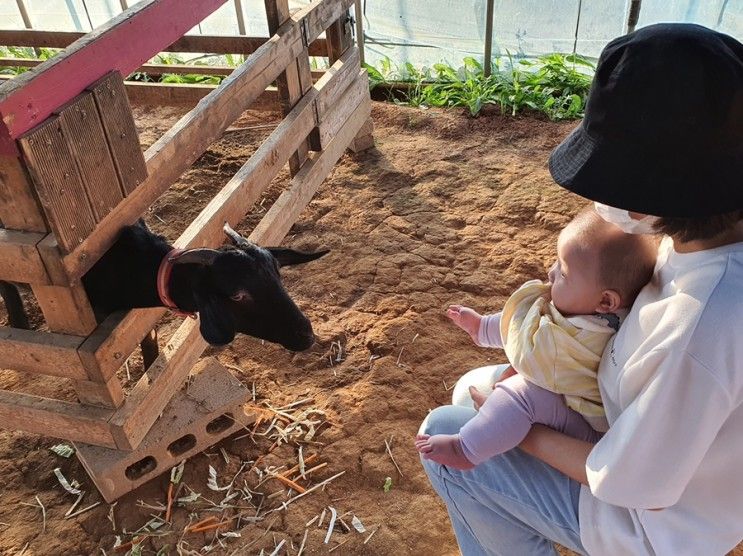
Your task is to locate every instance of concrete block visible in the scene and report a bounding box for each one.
[74,357,256,502]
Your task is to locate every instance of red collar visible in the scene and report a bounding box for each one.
[157,249,197,319]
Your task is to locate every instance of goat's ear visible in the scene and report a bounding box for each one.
[267,248,330,267]
[194,289,236,346]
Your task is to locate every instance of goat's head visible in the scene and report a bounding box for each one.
[170,224,327,351]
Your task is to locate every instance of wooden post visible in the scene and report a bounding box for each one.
[234,0,246,35]
[353,0,365,66]
[327,8,373,153]
[264,0,316,173]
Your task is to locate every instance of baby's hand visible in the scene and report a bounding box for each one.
[447,305,482,345]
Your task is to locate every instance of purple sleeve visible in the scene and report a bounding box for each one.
[477,312,503,348]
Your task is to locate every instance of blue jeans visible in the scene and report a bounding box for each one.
[420,365,586,555]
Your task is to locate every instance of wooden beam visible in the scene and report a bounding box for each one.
[108,317,206,449]
[18,115,97,252]
[0,326,87,379]
[0,29,328,58]
[0,0,229,155]
[252,87,370,244]
[57,92,124,222]
[0,228,50,284]
[317,71,368,148]
[265,0,311,174]
[0,58,325,81]
[123,81,280,109]
[80,47,361,383]
[0,155,46,232]
[0,388,116,447]
[0,73,280,109]
[59,0,354,282]
[87,73,147,196]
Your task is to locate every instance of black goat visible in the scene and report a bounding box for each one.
[0,221,327,355]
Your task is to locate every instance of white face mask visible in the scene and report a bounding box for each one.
[594,202,659,235]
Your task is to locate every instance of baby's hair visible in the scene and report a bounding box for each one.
[568,208,657,308]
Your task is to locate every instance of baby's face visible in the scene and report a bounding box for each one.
[547,227,604,316]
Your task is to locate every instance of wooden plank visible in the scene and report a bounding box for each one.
[324,6,373,153]
[81,48,361,382]
[325,10,353,64]
[123,80,280,110]
[18,117,96,252]
[265,0,310,175]
[0,228,50,284]
[60,0,354,281]
[58,93,123,222]
[0,30,328,57]
[0,0,229,156]
[37,234,74,286]
[0,58,326,81]
[72,377,125,409]
[109,318,207,449]
[0,388,116,447]
[78,308,164,382]
[252,94,371,244]
[0,326,87,380]
[0,155,46,232]
[33,284,98,336]
[312,48,359,120]
[88,73,147,196]
[317,70,368,148]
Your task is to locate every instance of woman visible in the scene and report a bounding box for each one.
[420,23,743,555]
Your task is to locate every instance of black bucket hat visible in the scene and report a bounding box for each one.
[549,23,743,217]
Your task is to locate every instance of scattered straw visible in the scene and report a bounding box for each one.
[385,436,404,477]
[65,502,100,519]
[268,538,286,556]
[297,528,309,556]
[35,495,46,534]
[364,526,380,544]
[324,506,337,544]
[328,538,349,553]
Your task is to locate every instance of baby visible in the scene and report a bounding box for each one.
[416,209,657,469]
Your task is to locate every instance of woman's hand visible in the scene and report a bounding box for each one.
[518,425,595,486]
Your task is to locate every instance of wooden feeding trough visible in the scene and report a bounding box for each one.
[0,0,372,501]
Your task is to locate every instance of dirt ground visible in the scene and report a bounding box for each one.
[1,101,737,555]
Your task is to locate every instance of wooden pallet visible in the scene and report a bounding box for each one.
[0,0,372,462]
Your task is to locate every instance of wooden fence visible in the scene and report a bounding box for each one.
[0,0,372,451]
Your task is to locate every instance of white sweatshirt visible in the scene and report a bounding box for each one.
[579,237,743,555]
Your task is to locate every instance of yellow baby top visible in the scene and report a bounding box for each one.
[499,280,620,424]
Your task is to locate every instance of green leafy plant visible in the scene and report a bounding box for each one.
[364,52,595,120]
[0,46,60,75]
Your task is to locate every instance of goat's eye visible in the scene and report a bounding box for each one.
[230,292,247,301]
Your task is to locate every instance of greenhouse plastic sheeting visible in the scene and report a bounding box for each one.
[0,0,740,68]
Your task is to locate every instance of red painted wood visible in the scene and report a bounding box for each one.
[0,0,227,156]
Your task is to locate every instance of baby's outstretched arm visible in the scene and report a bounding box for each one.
[416,433,475,470]
[447,306,504,348]
[446,305,482,345]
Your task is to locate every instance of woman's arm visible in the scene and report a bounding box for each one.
[519,424,594,485]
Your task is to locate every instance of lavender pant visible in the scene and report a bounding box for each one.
[454,367,602,465]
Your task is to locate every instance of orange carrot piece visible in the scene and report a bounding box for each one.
[273,473,307,494]
[165,482,174,523]
[184,515,218,533]
[280,454,319,478]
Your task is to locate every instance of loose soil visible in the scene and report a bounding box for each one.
[1,101,737,555]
